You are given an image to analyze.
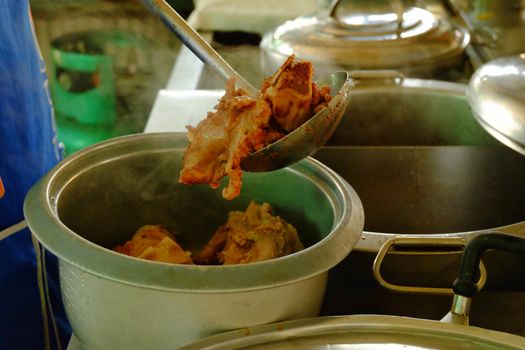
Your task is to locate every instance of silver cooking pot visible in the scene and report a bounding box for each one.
[179,232,525,349]
[313,71,525,335]
[260,1,470,80]
[24,133,364,350]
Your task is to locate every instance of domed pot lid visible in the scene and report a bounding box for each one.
[179,314,525,349]
[468,54,525,155]
[261,1,470,70]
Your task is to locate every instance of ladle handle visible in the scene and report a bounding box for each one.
[453,232,525,297]
[141,0,258,96]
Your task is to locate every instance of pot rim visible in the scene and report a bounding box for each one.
[177,314,525,349]
[24,132,364,292]
[356,221,525,252]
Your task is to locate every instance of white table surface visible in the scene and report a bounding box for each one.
[144,89,222,133]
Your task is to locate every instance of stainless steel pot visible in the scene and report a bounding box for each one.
[24,133,364,350]
[260,1,470,80]
[313,72,525,335]
[182,314,525,349]
[178,232,525,349]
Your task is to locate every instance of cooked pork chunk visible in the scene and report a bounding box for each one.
[179,79,273,200]
[195,201,303,265]
[179,55,330,200]
[113,225,193,264]
[261,56,315,132]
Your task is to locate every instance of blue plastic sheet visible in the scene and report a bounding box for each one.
[0,0,71,348]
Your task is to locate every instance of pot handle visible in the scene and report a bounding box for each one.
[453,232,525,297]
[442,232,525,325]
[373,236,487,295]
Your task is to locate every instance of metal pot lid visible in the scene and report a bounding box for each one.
[468,54,525,155]
[179,315,525,349]
[260,4,469,69]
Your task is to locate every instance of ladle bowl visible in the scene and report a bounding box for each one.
[242,70,352,171]
[141,0,352,171]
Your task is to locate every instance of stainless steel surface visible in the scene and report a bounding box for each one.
[182,231,525,350]
[24,133,364,349]
[260,1,470,79]
[468,54,525,156]
[178,314,525,349]
[442,294,472,325]
[315,146,525,238]
[140,0,257,95]
[241,71,352,172]
[313,76,525,336]
[316,76,525,242]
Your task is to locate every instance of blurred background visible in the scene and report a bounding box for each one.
[30,0,193,156]
[29,0,525,155]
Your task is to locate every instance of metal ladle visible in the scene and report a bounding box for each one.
[141,0,352,172]
[468,54,525,155]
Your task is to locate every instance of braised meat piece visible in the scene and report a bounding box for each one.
[113,225,193,264]
[195,201,304,265]
[179,55,331,200]
[262,56,314,132]
[179,79,273,200]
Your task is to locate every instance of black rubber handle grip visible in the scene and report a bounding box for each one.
[453,232,525,297]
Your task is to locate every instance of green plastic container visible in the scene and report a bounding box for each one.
[51,32,116,125]
[50,31,148,156]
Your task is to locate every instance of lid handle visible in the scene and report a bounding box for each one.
[328,0,404,31]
